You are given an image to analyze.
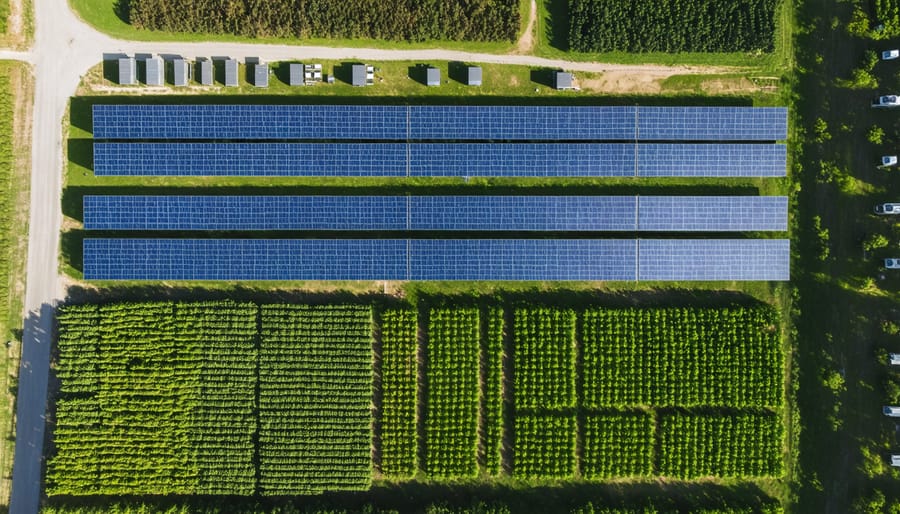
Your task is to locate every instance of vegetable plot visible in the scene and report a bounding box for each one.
[513,308,576,410]
[258,305,373,495]
[513,415,576,479]
[424,308,480,478]
[379,309,419,478]
[582,414,655,479]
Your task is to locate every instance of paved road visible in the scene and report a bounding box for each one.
[4,2,751,513]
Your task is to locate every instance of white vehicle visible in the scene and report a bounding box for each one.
[890,353,900,365]
[887,259,900,269]
[893,455,900,467]
[884,49,900,60]
[885,406,900,417]
[874,203,900,214]
[882,155,898,167]
[873,95,900,107]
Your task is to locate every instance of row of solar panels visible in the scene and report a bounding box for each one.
[92,142,787,177]
[83,238,790,281]
[82,195,788,232]
[91,105,788,141]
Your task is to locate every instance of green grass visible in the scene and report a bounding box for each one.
[68,0,516,53]
[0,60,31,508]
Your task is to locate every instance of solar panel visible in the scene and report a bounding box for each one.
[409,144,634,177]
[408,106,637,140]
[82,239,409,280]
[636,144,786,177]
[82,196,409,230]
[409,196,637,231]
[91,105,409,140]
[637,239,790,281]
[92,143,408,176]
[409,239,637,280]
[638,196,788,232]
[637,107,787,141]
[82,238,790,281]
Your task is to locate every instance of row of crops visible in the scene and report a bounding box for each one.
[566,0,778,53]
[49,301,783,495]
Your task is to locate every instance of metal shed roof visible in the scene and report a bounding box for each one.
[118,57,135,85]
[198,59,213,85]
[289,63,303,85]
[254,63,268,87]
[145,56,163,86]
[172,59,189,86]
[224,59,238,87]
[426,67,440,86]
[467,66,482,86]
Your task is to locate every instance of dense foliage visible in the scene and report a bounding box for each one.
[658,413,783,478]
[378,309,419,478]
[49,302,258,495]
[874,0,900,36]
[482,307,505,476]
[126,0,520,42]
[566,0,777,53]
[513,415,576,479]
[582,307,782,409]
[582,414,654,479]
[259,305,373,495]
[424,308,480,478]
[513,308,576,410]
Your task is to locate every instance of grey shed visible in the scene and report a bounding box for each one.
[145,56,163,86]
[172,59,189,86]
[351,64,366,86]
[118,57,135,85]
[466,66,482,86]
[254,63,269,87]
[198,59,213,85]
[224,59,238,86]
[288,63,303,85]
[426,67,440,86]
[555,71,574,90]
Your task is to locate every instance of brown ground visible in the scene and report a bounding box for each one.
[514,0,537,55]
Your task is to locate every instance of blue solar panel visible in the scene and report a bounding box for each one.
[408,106,637,140]
[91,105,409,140]
[82,239,409,280]
[409,239,637,280]
[83,196,409,231]
[638,197,788,232]
[93,143,408,176]
[409,196,637,231]
[637,239,790,281]
[637,107,787,141]
[636,144,786,177]
[409,144,634,177]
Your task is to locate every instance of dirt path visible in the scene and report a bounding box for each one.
[515,0,537,54]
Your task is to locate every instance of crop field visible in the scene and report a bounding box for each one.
[126,0,519,42]
[48,299,784,500]
[566,0,778,53]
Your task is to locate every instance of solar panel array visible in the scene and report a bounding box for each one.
[92,105,787,141]
[638,239,790,281]
[93,143,409,177]
[91,105,409,140]
[83,195,788,233]
[93,142,787,178]
[82,238,790,281]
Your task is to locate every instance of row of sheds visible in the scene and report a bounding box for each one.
[118,55,276,87]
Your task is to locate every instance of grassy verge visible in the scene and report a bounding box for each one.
[533,0,794,73]
[0,60,33,508]
[789,0,900,512]
[0,0,34,50]
[67,0,517,53]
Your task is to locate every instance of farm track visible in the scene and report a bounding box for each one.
[1,1,757,512]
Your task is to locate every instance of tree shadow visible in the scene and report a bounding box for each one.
[544,0,569,51]
[113,0,130,23]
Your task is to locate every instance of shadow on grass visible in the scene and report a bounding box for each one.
[544,0,569,52]
[44,481,779,513]
[530,67,559,88]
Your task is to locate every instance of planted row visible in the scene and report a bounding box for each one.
[379,309,419,478]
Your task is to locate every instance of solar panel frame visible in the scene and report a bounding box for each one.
[637,239,790,281]
[636,107,788,141]
[82,239,409,280]
[92,142,409,176]
[636,144,787,177]
[638,196,788,232]
[91,105,409,140]
[409,196,637,231]
[83,196,410,231]
[409,239,638,280]
[409,144,635,177]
